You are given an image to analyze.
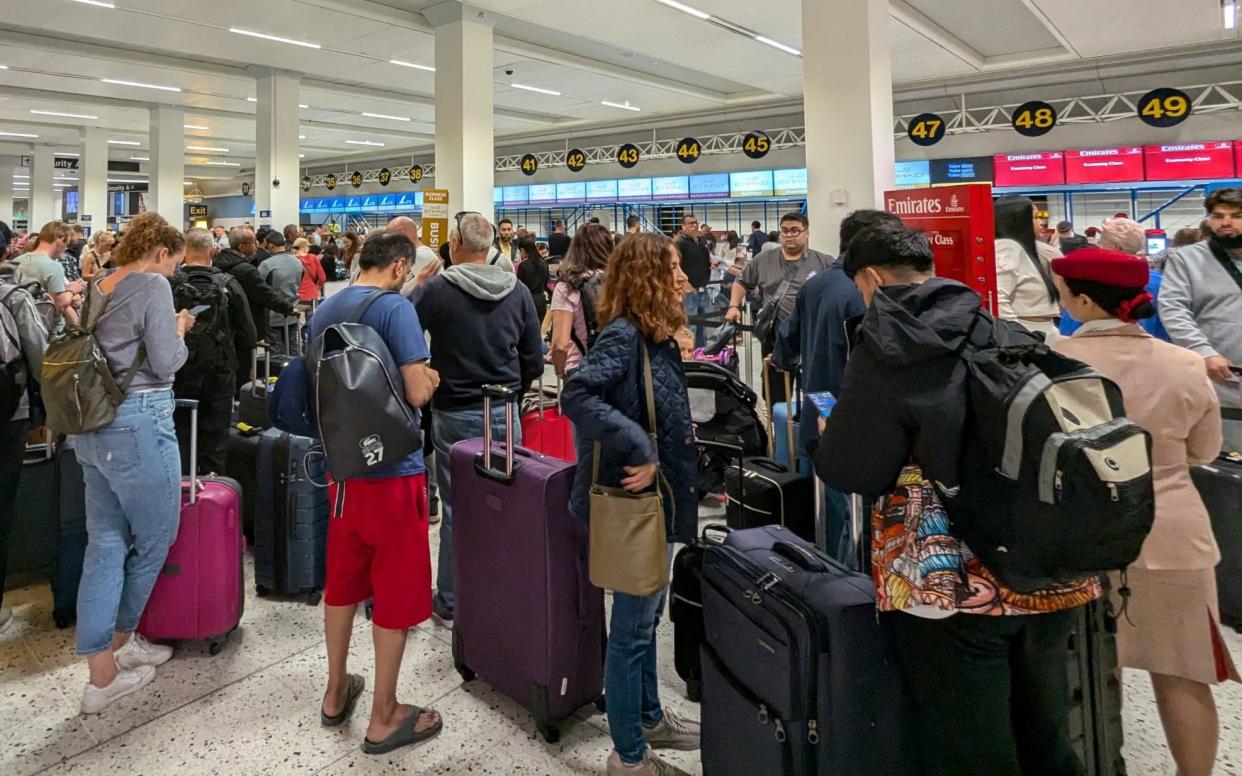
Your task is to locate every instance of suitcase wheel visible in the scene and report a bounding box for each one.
[53,610,76,630]
[209,639,225,656]
[307,591,322,607]
[256,584,271,597]
[685,679,702,704]
[537,723,561,745]
[595,694,607,713]
[364,601,374,621]
[451,630,476,683]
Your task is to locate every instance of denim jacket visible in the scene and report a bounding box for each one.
[561,318,697,544]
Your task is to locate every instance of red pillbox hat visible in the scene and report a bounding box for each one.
[1050,248,1149,288]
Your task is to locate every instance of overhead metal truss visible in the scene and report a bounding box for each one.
[305,163,436,191]
[894,80,1242,136]
[494,127,807,172]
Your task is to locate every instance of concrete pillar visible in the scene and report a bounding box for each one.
[29,145,56,230]
[0,156,16,226]
[149,104,185,222]
[801,0,894,252]
[253,68,302,231]
[80,127,108,233]
[427,2,495,216]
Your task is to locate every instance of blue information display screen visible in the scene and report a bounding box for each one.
[502,185,530,206]
[587,179,619,201]
[557,181,586,204]
[729,170,774,198]
[652,176,689,201]
[690,173,730,199]
[618,178,652,200]
[529,183,557,204]
[772,168,808,196]
[894,161,931,189]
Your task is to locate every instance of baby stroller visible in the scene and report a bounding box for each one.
[684,361,768,495]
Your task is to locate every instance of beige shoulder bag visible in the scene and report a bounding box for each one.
[588,344,670,597]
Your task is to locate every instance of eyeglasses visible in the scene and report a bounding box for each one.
[780,228,805,237]
[454,210,481,228]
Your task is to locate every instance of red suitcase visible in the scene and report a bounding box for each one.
[138,400,245,655]
[520,378,577,463]
[451,385,603,743]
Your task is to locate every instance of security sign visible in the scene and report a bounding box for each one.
[241,181,251,196]
[325,174,337,191]
[617,143,640,169]
[350,171,363,189]
[566,148,586,173]
[520,154,539,176]
[907,113,946,147]
[378,167,392,187]
[676,137,701,164]
[742,131,771,160]
[1011,101,1057,137]
[301,176,312,192]
[409,165,424,184]
[1137,88,1192,128]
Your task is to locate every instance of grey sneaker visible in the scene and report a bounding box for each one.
[606,749,685,776]
[81,665,156,714]
[114,633,174,669]
[643,709,700,750]
[0,607,13,636]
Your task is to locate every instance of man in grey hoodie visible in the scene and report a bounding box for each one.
[1161,187,1242,453]
[410,212,543,624]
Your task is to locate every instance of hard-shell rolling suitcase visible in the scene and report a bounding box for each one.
[138,400,245,655]
[224,422,262,542]
[254,428,328,604]
[700,525,909,775]
[1192,451,1242,631]
[1067,597,1127,776]
[520,379,576,463]
[450,385,604,744]
[237,345,288,428]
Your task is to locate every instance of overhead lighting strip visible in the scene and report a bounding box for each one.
[102,78,181,92]
[187,145,229,152]
[31,109,99,120]
[229,28,321,49]
[72,0,115,7]
[390,59,435,72]
[510,83,562,96]
[601,101,641,112]
[361,112,411,122]
[650,0,801,57]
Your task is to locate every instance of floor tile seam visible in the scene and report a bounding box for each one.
[15,632,101,748]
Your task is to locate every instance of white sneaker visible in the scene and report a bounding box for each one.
[114,634,174,669]
[606,750,685,776]
[81,665,156,714]
[0,607,14,636]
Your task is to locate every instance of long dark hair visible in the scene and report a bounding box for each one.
[558,223,613,288]
[994,195,1059,303]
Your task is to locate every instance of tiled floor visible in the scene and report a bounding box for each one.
[2,511,1241,775]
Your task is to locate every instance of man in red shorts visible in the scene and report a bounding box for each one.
[308,231,443,755]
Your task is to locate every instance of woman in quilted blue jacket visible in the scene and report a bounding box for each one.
[562,233,699,776]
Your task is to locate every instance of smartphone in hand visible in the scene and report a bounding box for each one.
[187,304,211,317]
[807,391,837,418]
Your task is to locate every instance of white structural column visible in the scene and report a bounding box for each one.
[29,145,56,230]
[427,2,495,216]
[149,104,185,222]
[253,68,302,230]
[80,127,108,232]
[0,156,16,226]
[801,0,894,247]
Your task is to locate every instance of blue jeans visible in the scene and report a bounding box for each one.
[683,289,714,349]
[74,390,182,656]
[431,403,522,619]
[607,581,669,764]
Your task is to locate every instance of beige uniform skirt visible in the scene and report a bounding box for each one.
[1111,566,1240,685]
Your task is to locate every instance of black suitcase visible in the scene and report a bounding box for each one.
[1192,455,1242,631]
[669,524,729,703]
[700,525,909,775]
[224,423,262,542]
[237,345,289,428]
[1067,597,1126,776]
[253,428,328,603]
[724,456,814,540]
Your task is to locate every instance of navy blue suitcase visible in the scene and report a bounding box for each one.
[254,428,328,603]
[700,525,909,776]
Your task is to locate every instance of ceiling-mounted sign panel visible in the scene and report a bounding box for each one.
[241,181,251,196]
[377,168,392,186]
[907,113,946,147]
[350,171,363,188]
[520,153,539,176]
[409,165,424,184]
[566,148,586,173]
[1137,88,1192,128]
[301,176,312,192]
[676,137,701,164]
[617,143,641,169]
[1011,101,1057,137]
[742,131,771,160]
[324,174,337,191]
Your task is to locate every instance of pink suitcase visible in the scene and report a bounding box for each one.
[138,400,245,655]
[520,377,577,463]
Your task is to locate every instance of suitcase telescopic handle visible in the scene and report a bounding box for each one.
[481,384,518,477]
[176,398,200,505]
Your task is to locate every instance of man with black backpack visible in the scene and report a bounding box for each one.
[171,228,257,474]
[815,222,1117,776]
[214,226,298,391]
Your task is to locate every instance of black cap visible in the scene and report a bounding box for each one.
[1056,221,1072,233]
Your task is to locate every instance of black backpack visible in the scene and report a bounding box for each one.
[570,273,606,355]
[171,269,233,395]
[947,313,1156,593]
[0,282,31,422]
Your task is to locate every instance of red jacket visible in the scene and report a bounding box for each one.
[297,253,326,301]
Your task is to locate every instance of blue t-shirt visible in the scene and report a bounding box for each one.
[309,285,431,478]
[1058,269,1170,342]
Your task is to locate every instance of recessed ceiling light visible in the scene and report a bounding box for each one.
[0,66,8,70]
[299,104,309,109]
[58,152,79,157]
[390,59,435,72]
[0,131,39,138]
[202,161,241,166]
[130,156,149,161]
[73,0,115,7]
[298,135,306,140]
[247,97,257,103]
[108,139,141,146]
[228,28,321,49]
[12,175,28,179]
[102,78,181,92]
[361,112,411,122]
[184,123,209,130]
[653,0,711,20]
[298,154,305,158]
[187,145,229,153]
[754,35,801,56]
[601,101,641,112]
[31,109,99,120]
[346,140,385,147]
[510,83,562,96]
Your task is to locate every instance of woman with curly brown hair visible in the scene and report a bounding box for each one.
[561,233,700,776]
[72,212,195,715]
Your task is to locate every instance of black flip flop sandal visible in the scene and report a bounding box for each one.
[362,705,443,755]
[321,674,366,727]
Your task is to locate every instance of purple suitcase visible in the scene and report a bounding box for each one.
[450,385,604,744]
[138,400,245,655]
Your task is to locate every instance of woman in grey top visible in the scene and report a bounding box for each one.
[74,212,195,715]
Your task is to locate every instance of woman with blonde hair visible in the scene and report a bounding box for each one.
[80,230,116,280]
[561,234,700,776]
[71,212,195,715]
